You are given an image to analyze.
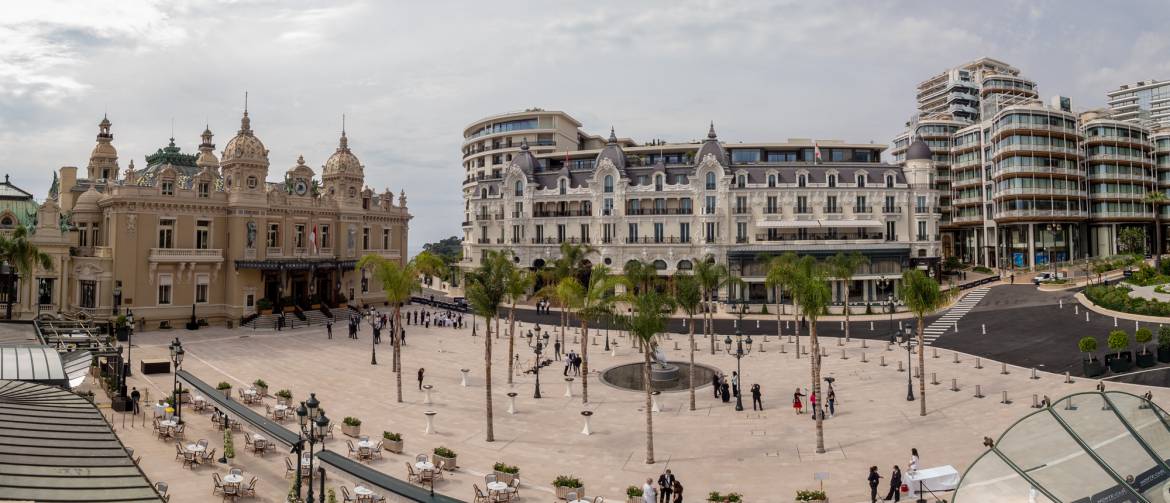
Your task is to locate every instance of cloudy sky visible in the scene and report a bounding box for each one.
[2,0,1168,254]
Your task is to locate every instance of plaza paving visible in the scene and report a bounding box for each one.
[96,303,1169,503]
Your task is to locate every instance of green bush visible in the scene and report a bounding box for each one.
[342,416,361,427]
[253,379,267,388]
[1078,336,1098,360]
[796,489,827,501]
[552,475,582,488]
[1160,326,1170,349]
[1108,330,1130,355]
[1085,284,1170,317]
[492,462,518,474]
[1137,327,1154,353]
[382,431,401,441]
[627,485,644,498]
[760,304,768,314]
[275,389,293,399]
[433,446,456,458]
[1123,264,1170,286]
[973,266,994,274]
[216,381,232,390]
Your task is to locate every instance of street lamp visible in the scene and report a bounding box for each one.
[125,309,135,379]
[724,302,753,412]
[113,281,122,316]
[294,393,330,503]
[1046,223,1060,275]
[896,326,914,401]
[533,332,549,398]
[169,338,185,423]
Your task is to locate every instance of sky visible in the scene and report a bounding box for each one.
[2,0,1169,256]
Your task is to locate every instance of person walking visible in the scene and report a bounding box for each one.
[712,372,721,398]
[563,352,572,376]
[326,317,333,339]
[657,469,675,503]
[867,466,882,503]
[720,378,730,403]
[642,478,656,503]
[809,391,818,420]
[751,383,763,410]
[129,387,141,415]
[417,368,425,391]
[730,371,740,398]
[884,465,903,502]
[828,388,837,417]
[554,340,562,361]
[909,448,919,473]
[793,388,805,414]
[670,479,683,503]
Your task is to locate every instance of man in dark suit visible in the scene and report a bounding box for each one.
[657,469,675,503]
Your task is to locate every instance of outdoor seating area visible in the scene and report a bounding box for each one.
[211,471,259,501]
[340,485,388,502]
[172,439,216,469]
[347,438,383,462]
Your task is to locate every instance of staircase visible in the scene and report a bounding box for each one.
[240,306,360,331]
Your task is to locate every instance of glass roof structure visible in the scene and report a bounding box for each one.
[954,391,1170,502]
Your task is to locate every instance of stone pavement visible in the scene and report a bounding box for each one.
[97,307,1168,503]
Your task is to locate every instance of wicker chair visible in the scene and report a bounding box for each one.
[347,440,358,458]
[405,462,419,483]
[415,453,429,464]
[241,477,258,497]
[202,448,216,464]
[473,485,489,503]
[174,442,185,461]
[340,486,355,502]
[212,473,224,495]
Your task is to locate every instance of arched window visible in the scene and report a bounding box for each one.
[886,175,895,188]
[559,179,567,195]
[827,174,837,187]
[768,174,776,187]
[0,215,12,228]
[856,174,866,187]
[798,174,807,187]
[652,259,667,271]
[514,180,523,196]
[737,174,747,186]
[655,175,663,191]
[677,260,693,271]
[604,175,614,193]
[480,188,488,199]
[705,172,716,190]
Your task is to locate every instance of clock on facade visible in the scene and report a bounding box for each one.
[293,179,308,196]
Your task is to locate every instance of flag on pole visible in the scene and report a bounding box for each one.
[814,142,822,164]
[310,224,318,253]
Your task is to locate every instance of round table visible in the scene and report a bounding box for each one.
[223,474,243,484]
[186,444,205,453]
[252,434,265,442]
[415,461,434,471]
[486,481,508,493]
[354,486,374,496]
[159,420,176,428]
[357,440,374,449]
[243,388,257,395]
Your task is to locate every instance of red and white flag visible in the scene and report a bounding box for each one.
[310,224,318,253]
[814,142,822,164]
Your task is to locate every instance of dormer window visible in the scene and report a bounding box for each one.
[856,175,866,187]
[798,174,807,187]
[246,176,258,189]
[514,181,523,196]
[886,175,895,188]
[705,172,716,190]
[558,179,567,195]
[198,182,210,198]
[736,174,746,187]
[827,174,837,188]
[654,175,663,191]
[604,175,614,193]
[768,174,776,188]
[161,181,174,196]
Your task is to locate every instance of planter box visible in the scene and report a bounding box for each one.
[341,424,361,438]
[434,454,456,470]
[1158,346,1170,364]
[493,471,518,485]
[1108,358,1133,373]
[628,497,642,503]
[219,388,232,398]
[382,439,403,454]
[1083,359,1106,378]
[254,386,268,397]
[555,486,583,500]
[1137,352,1157,368]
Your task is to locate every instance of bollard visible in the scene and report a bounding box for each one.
[862,339,869,349]
[1001,362,1009,375]
[861,352,868,363]
[954,322,958,333]
[931,372,939,385]
[897,360,904,372]
[423,385,434,405]
[673,340,679,350]
[801,345,807,355]
[581,410,593,435]
[953,352,960,364]
[974,384,984,398]
[1030,368,1039,380]
[981,324,986,335]
[573,335,579,344]
[1064,396,1078,411]
[1086,311,1090,322]
[841,348,848,360]
[841,321,845,330]
[887,342,893,352]
[594,337,599,346]
[951,378,959,392]
[507,392,517,414]
[837,336,843,346]
[1114,316,1118,327]
[975,357,983,369]
[1059,299,1063,309]
[460,368,470,387]
[821,346,828,357]
[1031,394,1042,409]
[932,347,939,359]
[1075,305,1079,315]
[424,410,438,434]
[914,365,921,379]
[1136,320,1140,332]
[788,335,794,343]
[880,355,887,367]
[757,320,760,329]
[870,321,874,331]
[1064,371,1073,384]
[759,342,766,352]
[1001,390,1012,405]
[780,343,787,354]
[651,391,661,413]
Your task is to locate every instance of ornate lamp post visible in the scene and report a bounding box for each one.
[294,393,330,503]
[1046,222,1060,275]
[899,326,914,401]
[723,302,753,412]
[125,309,134,378]
[533,332,549,398]
[113,281,122,316]
[168,338,185,423]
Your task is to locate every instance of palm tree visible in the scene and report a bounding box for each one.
[790,256,831,453]
[620,288,674,464]
[573,265,621,403]
[1146,191,1167,270]
[356,254,420,403]
[539,242,596,355]
[899,269,955,417]
[503,265,534,385]
[622,260,661,353]
[673,272,702,411]
[764,252,799,358]
[693,257,729,355]
[464,250,511,442]
[0,225,52,319]
[826,252,869,342]
[412,250,448,289]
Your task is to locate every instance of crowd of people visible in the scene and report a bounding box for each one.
[641,469,683,503]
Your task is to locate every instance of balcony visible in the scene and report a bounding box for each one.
[755,233,885,242]
[994,209,1089,220]
[530,237,591,245]
[625,237,692,245]
[882,206,902,214]
[149,248,224,263]
[71,246,114,258]
[795,208,812,214]
[534,210,592,218]
[626,208,693,216]
[823,207,841,214]
[477,238,491,244]
[734,207,751,215]
[855,206,873,213]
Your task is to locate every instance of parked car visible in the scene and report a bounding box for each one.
[1032,272,1065,285]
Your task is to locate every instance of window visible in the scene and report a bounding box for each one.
[77,223,88,247]
[158,219,174,248]
[654,175,663,191]
[195,274,209,304]
[295,224,306,248]
[198,182,210,198]
[826,196,839,212]
[628,223,639,241]
[653,222,664,243]
[514,181,523,196]
[828,174,837,187]
[797,196,809,213]
[736,222,748,242]
[91,222,101,247]
[267,223,280,248]
[362,227,370,249]
[679,222,690,242]
[768,174,776,187]
[161,181,174,195]
[80,280,97,309]
[886,221,896,240]
[856,195,867,212]
[37,278,53,305]
[579,224,589,243]
[798,174,807,187]
[705,222,716,243]
[917,221,927,241]
[731,149,760,163]
[196,220,211,249]
[320,225,330,248]
[856,174,866,187]
[884,196,896,212]
[559,179,567,195]
[704,195,716,214]
[680,198,692,213]
[557,224,566,243]
[157,274,172,305]
[604,175,614,193]
[736,174,747,186]
[705,172,716,190]
[361,270,369,293]
[247,176,258,189]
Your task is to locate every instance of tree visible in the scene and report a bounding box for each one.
[764,252,800,358]
[693,257,729,355]
[503,265,534,386]
[356,254,420,403]
[620,288,674,464]
[622,260,661,352]
[421,236,463,262]
[1146,191,1167,270]
[464,250,511,442]
[539,242,596,356]
[899,269,956,417]
[1119,227,1148,256]
[826,252,869,342]
[573,265,621,403]
[412,250,448,288]
[0,225,52,319]
[790,256,831,453]
[673,272,702,411]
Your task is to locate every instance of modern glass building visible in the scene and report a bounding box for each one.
[954,390,1170,502]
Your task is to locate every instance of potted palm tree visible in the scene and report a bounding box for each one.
[1159,327,1170,363]
[341,416,361,438]
[114,314,130,341]
[1136,327,1156,368]
[252,379,268,397]
[1080,336,1104,377]
[433,446,457,469]
[626,485,644,503]
[492,462,519,484]
[216,381,232,398]
[381,431,403,454]
[552,475,583,500]
[794,489,826,502]
[1106,330,1133,373]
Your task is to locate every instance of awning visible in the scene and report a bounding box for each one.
[0,346,67,387]
[317,450,465,503]
[233,259,357,272]
[755,219,884,228]
[176,370,300,447]
[62,350,93,388]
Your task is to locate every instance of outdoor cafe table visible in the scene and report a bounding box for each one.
[223,473,244,485]
[354,485,376,500]
[185,443,206,454]
[487,481,508,493]
[415,461,434,471]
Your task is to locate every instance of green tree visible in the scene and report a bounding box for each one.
[1119,226,1148,256]
[693,256,730,355]
[573,265,621,403]
[412,250,448,288]
[790,256,831,453]
[1146,191,1167,270]
[464,250,511,442]
[538,242,596,355]
[765,252,800,358]
[356,254,420,402]
[503,265,534,385]
[899,269,956,417]
[620,289,674,464]
[826,252,869,342]
[0,225,52,319]
[673,272,703,411]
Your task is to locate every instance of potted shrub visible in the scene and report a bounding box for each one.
[1136,327,1156,368]
[1107,330,1133,373]
[626,485,644,503]
[253,379,269,397]
[493,462,519,485]
[114,314,130,341]
[275,389,293,404]
[381,431,403,454]
[1079,336,1104,377]
[174,386,190,405]
[217,381,232,398]
[795,489,827,502]
[1158,326,1170,363]
[707,492,743,502]
[433,446,457,469]
[341,417,361,438]
[257,297,273,315]
[552,475,583,500]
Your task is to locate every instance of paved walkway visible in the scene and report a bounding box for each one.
[94,308,1168,503]
[1126,283,1170,302]
[921,287,990,345]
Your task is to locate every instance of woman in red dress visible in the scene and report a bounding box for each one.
[792,388,805,414]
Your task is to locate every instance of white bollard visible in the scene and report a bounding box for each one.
[507,392,517,414]
[897,360,904,372]
[1059,299,1063,309]
[981,324,986,335]
[1065,371,1073,384]
[975,357,983,369]
[932,347,939,359]
[880,355,887,367]
[1075,305,1079,315]
[757,320,760,329]
[564,378,574,398]
[861,352,867,362]
[954,322,958,333]
[460,368,470,387]
[974,385,984,398]
[423,385,434,405]
[1001,362,1009,375]
[840,321,845,330]
[1001,390,1011,405]
[1086,312,1090,322]
[651,391,661,413]
[581,411,593,435]
[951,378,959,392]
[931,372,939,385]
[424,411,437,434]
[841,348,848,360]
[1114,316,1118,327]
[1136,320,1140,332]
[1031,367,1039,380]
[870,321,874,331]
